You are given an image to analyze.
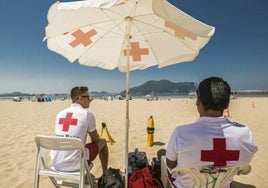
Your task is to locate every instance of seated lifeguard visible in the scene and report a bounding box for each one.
[166,77,258,188]
[51,86,109,173]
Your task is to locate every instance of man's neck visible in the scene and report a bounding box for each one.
[201,110,223,117]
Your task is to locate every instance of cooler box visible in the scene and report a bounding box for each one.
[128,148,148,176]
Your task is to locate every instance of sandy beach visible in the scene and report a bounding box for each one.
[0,97,267,187]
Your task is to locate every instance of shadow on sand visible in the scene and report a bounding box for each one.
[231,181,255,188]
[153,141,165,146]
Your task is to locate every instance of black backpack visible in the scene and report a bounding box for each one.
[98,167,124,188]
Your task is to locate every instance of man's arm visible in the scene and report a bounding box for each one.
[88,130,100,143]
[166,157,177,169]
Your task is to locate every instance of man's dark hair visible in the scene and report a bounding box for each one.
[70,86,88,102]
[197,77,231,112]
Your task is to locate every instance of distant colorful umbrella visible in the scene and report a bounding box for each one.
[45,0,215,185]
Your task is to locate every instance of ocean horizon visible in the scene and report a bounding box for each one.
[1,92,268,101]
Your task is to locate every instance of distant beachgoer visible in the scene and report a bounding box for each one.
[51,86,109,173]
[166,77,258,187]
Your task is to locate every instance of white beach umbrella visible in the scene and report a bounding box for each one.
[44,0,215,186]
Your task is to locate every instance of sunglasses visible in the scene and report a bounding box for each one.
[80,95,93,101]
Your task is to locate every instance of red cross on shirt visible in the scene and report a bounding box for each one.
[123,42,149,61]
[69,29,97,48]
[201,138,240,166]
[58,112,78,132]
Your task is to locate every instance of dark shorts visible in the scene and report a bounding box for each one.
[85,142,98,162]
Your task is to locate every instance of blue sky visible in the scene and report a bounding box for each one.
[0,0,267,94]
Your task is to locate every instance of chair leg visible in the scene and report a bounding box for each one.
[161,156,169,188]
[34,153,41,188]
[33,174,40,188]
[87,174,94,188]
[85,163,94,188]
[84,171,94,188]
[48,176,61,188]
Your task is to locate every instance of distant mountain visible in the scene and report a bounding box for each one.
[90,91,111,97]
[0,80,197,98]
[120,80,197,96]
[232,90,268,95]
[1,81,267,98]
[0,92,33,97]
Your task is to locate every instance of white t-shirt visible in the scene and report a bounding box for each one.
[166,117,258,188]
[51,103,96,171]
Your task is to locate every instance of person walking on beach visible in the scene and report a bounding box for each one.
[166,77,258,187]
[51,86,109,173]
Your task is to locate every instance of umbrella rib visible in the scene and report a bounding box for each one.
[100,8,127,36]
[132,17,197,51]
[96,9,193,49]
[62,5,135,38]
[93,1,143,38]
[79,5,148,51]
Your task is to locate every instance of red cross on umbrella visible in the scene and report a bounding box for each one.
[123,42,149,61]
[165,21,197,40]
[69,29,97,47]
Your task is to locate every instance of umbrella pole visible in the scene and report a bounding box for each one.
[124,16,132,188]
[125,68,130,188]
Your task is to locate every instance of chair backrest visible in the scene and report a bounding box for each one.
[160,156,251,188]
[170,165,247,188]
[35,135,88,171]
[35,135,84,151]
[34,135,93,188]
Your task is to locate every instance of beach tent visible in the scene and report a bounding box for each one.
[44,0,215,186]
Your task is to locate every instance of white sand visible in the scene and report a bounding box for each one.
[0,97,267,187]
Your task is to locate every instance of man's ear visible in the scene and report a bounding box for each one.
[196,97,200,106]
[196,97,204,116]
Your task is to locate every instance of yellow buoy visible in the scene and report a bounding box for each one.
[101,122,116,145]
[147,116,154,147]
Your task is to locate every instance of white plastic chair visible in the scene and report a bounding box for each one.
[34,135,94,188]
[161,156,251,188]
